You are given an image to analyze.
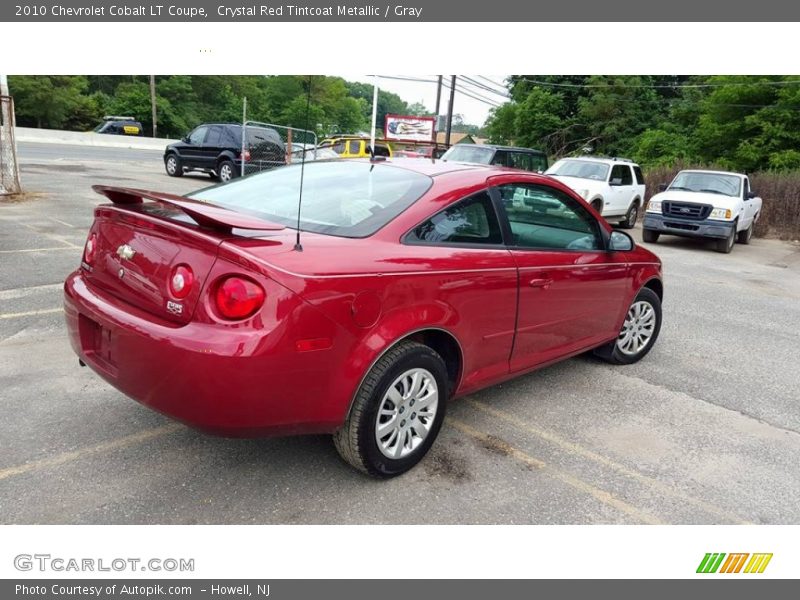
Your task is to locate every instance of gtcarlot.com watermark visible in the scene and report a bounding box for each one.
[14,554,195,573]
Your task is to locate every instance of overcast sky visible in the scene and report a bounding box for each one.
[348,75,511,127]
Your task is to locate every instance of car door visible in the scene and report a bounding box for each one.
[181,125,210,168]
[741,177,757,227]
[491,179,631,373]
[403,190,518,392]
[204,125,226,169]
[607,164,633,215]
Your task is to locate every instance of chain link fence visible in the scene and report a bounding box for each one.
[0,95,21,195]
[240,121,317,177]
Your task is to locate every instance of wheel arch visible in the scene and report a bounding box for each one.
[642,277,663,301]
[343,326,464,424]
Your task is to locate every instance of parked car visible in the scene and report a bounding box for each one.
[319,136,392,158]
[546,157,646,229]
[64,160,663,478]
[93,116,143,136]
[442,144,549,173]
[643,169,762,253]
[290,145,339,162]
[164,123,286,182]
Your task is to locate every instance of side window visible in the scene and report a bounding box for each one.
[490,150,509,167]
[406,191,502,246]
[742,178,750,198]
[205,126,223,146]
[374,145,391,157]
[509,152,530,171]
[499,183,603,251]
[188,126,208,145]
[332,141,346,154]
[610,165,632,185]
[348,140,362,155]
[633,165,645,185]
[223,126,241,146]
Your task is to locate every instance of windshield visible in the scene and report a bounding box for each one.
[442,146,494,164]
[669,172,741,197]
[189,161,431,238]
[546,160,609,181]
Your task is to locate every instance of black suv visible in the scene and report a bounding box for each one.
[164,123,286,182]
[441,143,548,173]
[93,116,143,136]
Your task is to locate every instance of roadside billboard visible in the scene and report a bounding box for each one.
[384,114,436,142]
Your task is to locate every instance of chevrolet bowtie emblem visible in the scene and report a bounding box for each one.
[116,244,136,260]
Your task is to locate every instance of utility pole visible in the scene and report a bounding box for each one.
[369,76,379,155]
[445,75,456,147]
[433,76,442,152]
[149,75,157,138]
[0,74,22,195]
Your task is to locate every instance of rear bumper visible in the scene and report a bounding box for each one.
[643,213,735,239]
[63,270,351,437]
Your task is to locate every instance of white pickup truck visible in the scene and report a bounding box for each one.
[546,156,646,229]
[642,169,762,254]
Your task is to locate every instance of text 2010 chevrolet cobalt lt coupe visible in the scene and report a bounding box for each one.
[64,159,663,477]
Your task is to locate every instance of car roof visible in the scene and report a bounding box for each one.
[678,169,744,178]
[554,156,639,166]
[451,143,546,155]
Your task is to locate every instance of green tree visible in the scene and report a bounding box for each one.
[8,75,93,129]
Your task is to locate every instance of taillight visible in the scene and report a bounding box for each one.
[243,150,251,161]
[214,276,265,320]
[169,264,194,300]
[84,233,97,264]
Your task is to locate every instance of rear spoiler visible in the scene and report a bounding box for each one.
[92,185,286,233]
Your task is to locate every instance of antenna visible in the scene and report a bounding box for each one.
[294,77,313,252]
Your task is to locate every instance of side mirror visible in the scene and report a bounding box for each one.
[658,183,668,192]
[610,177,623,186]
[609,230,634,252]
[746,191,756,200]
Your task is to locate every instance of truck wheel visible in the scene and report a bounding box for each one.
[737,222,754,245]
[164,154,183,177]
[594,287,662,365]
[642,229,659,243]
[715,224,737,253]
[620,201,639,229]
[333,340,448,478]
[217,160,239,183]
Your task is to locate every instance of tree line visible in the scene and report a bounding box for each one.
[484,76,800,172]
[7,75,448,139]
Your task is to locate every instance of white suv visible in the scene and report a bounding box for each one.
[546,157,646,229]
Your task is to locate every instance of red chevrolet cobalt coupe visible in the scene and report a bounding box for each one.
[64,159,663,477]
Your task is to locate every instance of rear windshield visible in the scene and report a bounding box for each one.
[442,146,494,164]
[189,161,432,238]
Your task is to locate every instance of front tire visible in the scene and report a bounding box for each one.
[164,154,183,177]
[737,221,754,244]
[620,201,639,229]
[594,287,662,365]
[642,229,660,243]
[715,223,737,253]
[333,341,448,478]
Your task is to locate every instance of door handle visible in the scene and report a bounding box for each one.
[529,277,553,288]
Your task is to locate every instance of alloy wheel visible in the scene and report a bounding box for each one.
[374,368,439,459]
[616,301,657,356]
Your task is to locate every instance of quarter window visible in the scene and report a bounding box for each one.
[498,184,603,251]
[348,140,362,155]
[407,191,502,245]
[633,165,645,185]
[610,165,633,185]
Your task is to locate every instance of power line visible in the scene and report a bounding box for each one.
[514,76,800,89]
[376,75,503,108]
[458,76,511,99]
[476,76,510,91]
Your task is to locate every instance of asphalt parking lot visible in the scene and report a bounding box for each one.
[2,142,800,524]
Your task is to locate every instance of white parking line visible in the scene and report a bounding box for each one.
[0,247,78,254]
[0,283,62,300]
[0,308,63,319]
[0,424,184,481]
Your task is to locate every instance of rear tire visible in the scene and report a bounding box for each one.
[642,229,660,243]
[164,154,183,177]
[594,287,662,365]
[333,340,448,478]
[217,159,239,183]
[715,224,737,253]
[620,201,639,229]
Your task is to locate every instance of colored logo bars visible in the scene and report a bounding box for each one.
[697,553,773,574]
